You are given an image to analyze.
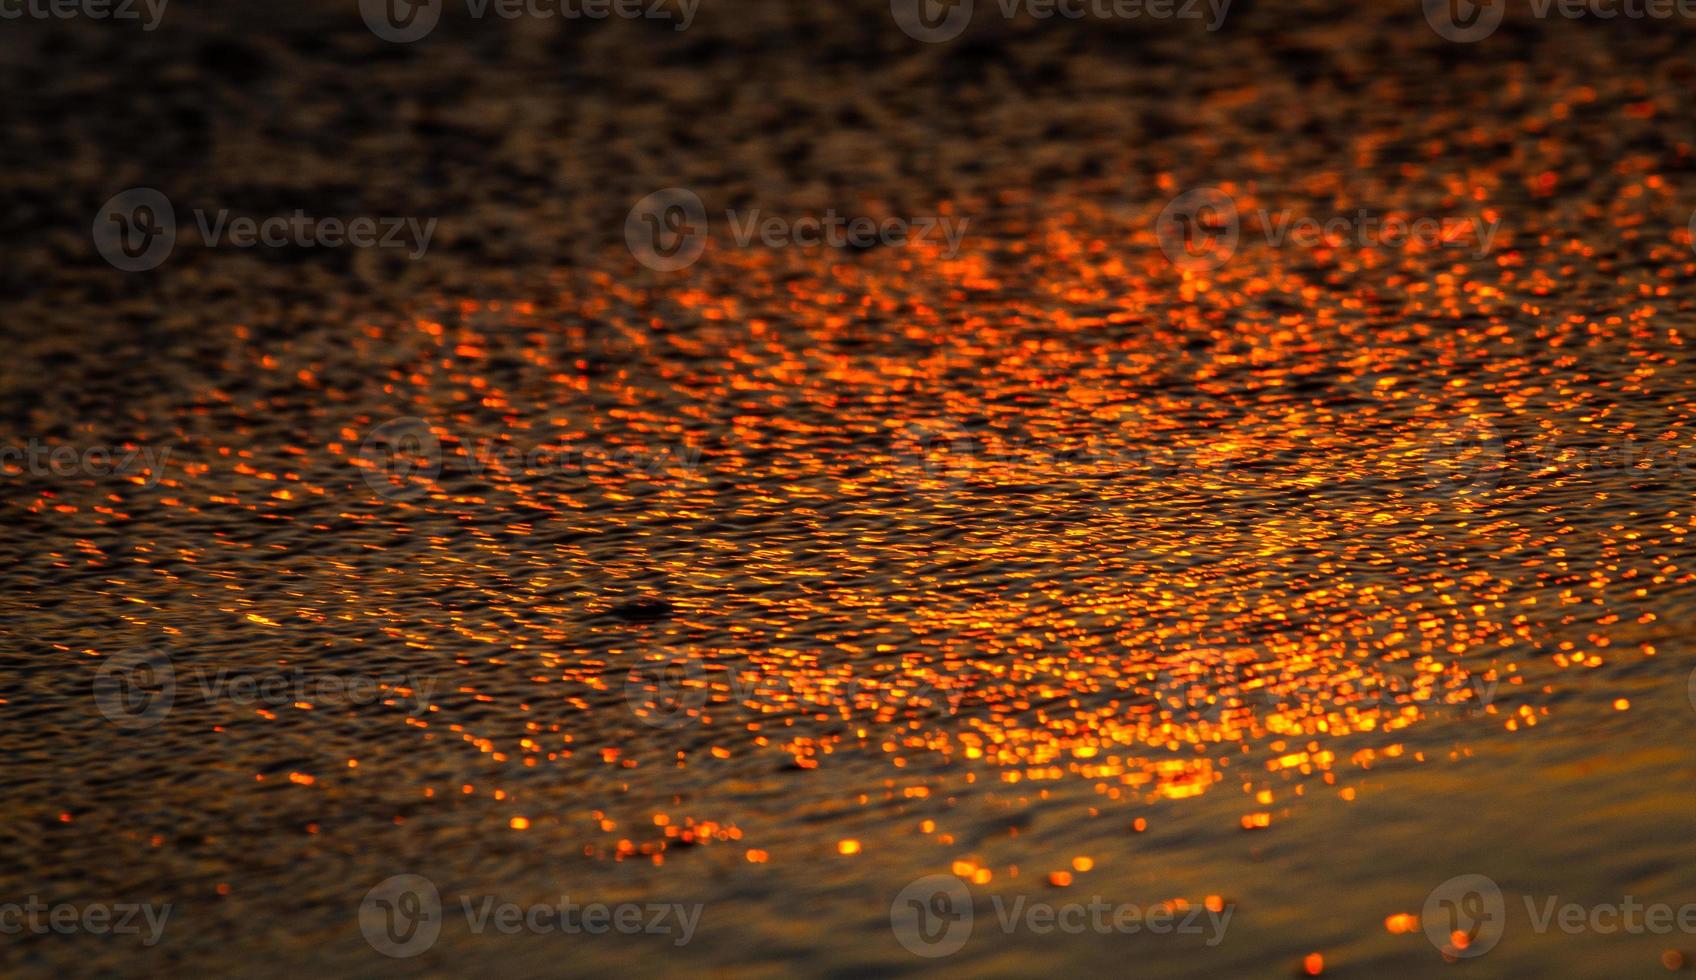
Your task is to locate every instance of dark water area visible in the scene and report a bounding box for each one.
[2,1,1695,976]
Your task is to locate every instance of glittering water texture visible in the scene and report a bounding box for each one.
[3,2,1696,976]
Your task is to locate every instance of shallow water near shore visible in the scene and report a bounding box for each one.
[3,2,1696,976]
